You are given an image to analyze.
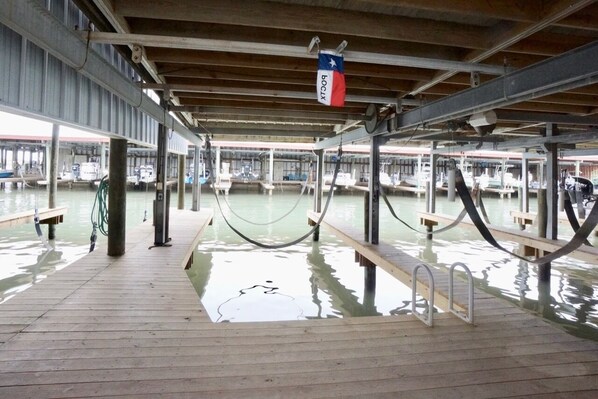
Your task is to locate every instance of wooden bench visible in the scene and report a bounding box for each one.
[417,210,598,263]
[0,207,67,229]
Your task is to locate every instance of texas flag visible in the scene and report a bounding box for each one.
[317,51,346,107]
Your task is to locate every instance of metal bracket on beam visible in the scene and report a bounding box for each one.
[470,71,480,87]
[307,36,320,54]
[335,40,348,54]
[131,44,143,64]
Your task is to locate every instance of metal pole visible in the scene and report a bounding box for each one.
[269,148,274,184]
[177,154,185,210]
[429,142,437,213]
[154,114,169,246]
[107,138,127,256]
[48,124,59,239]
[369,136,381,245]
[541,124,558,282]
[313,149,324,242]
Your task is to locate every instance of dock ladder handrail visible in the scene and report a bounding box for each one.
[412,263,435,327]
[448,261,475,324]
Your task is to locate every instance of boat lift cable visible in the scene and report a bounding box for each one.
[563,190,593,247]
[455,169,598,264]
[89,175,109,252]
[379,182,467,234]
[205,139,342,249]
[220,173,311,226]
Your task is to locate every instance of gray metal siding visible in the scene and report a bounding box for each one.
[0,0,192,155]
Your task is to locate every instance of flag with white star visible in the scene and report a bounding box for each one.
[317,51,346,107]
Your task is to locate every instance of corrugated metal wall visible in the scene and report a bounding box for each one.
[0,0,188,155]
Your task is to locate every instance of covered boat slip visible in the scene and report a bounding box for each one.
[0,210,595,397]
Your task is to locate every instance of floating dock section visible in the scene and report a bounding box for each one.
[0,209,597,397]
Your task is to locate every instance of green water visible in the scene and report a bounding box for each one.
[1,183,597,341]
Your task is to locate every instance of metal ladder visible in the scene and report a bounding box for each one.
[412,263,435,327]
[448,261,475,324]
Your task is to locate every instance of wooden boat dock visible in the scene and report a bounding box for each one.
[0,207,67,229]
[0,209,597,397]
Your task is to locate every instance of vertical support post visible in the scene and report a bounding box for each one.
[369,136,381,245]
[541,123,558,282]
[521,153,530,213]
[519,152,530,230]
[500,158,507,188]
[313,149,324,242]
[154,114,169,246]
[538,188,547,239]
[269,148,274,184]
[100,143,107,176]
[363,191,369,242]
[215,146,221,180]
[48,124,59,239]
[191,145,201,211]
[416,154,422,189]
[447,168,456,202]
[177,154,185,210]
[363,264,376,311]
[107,138,127,256]
[428,142,437,213]
[45,144,51,182]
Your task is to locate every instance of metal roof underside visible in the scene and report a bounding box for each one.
[73,0,598,152]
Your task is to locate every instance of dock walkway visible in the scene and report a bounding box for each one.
[0,209,597,397]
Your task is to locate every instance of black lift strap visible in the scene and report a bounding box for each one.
[455,169,598,264]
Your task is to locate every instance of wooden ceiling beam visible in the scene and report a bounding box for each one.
[346,0,542,22]
[409,0,596,95]
[114,0,491,49]
[147,50,436,81]
[156,65,415,92]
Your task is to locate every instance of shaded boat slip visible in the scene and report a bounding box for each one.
[0,208,597,398]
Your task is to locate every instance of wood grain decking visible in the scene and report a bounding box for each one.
[0,208,597,398]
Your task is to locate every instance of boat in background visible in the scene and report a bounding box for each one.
[127,165,155,185]
[323,170,356,187]
[0,170,14,178]
[79,162,103,182]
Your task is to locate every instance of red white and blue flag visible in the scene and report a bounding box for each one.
[317,51,345,107]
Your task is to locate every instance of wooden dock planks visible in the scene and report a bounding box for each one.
[0,207,67,229]
[0,207,596,397]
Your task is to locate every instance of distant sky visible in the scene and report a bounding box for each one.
[0,110,104,140]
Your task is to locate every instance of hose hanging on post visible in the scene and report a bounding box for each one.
[89,176,109,252]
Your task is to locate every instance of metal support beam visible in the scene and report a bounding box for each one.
[317,40,598,150]
[87,31,507,75]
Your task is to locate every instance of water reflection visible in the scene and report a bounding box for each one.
[1,187,597,341]
[306,241,381,318]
